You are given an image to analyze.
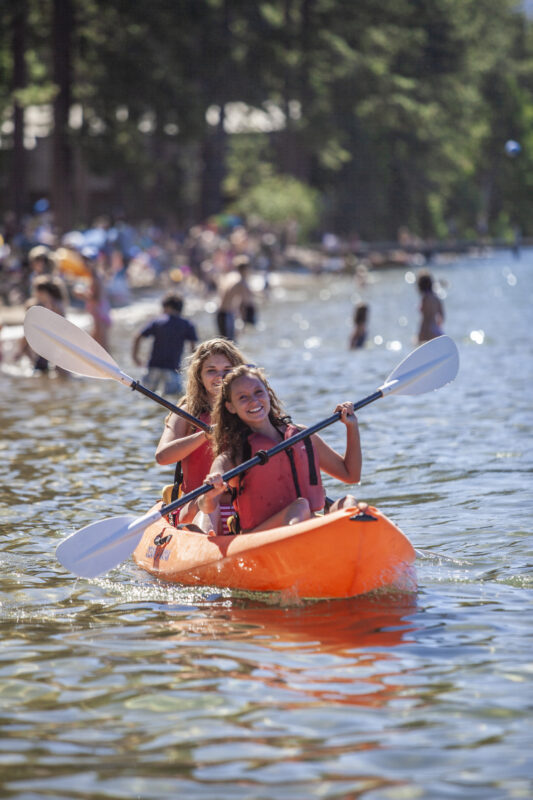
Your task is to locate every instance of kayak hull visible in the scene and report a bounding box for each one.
[133,504,416,599]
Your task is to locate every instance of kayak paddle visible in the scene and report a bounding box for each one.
[56,335,459,578]
[23,305,210,432]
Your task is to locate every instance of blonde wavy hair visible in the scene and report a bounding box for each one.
[211,365,291,463]
[181,338,248,418]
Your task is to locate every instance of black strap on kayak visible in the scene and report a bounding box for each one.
[154,531,173,546]
[349,510,378,522]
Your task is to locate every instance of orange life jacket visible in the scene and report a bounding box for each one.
[170,411,213,500]
[171,410,228,531]
[181,411,214,494]
[233,424,325,532]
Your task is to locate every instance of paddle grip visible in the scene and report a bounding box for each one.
[130,381,211,432]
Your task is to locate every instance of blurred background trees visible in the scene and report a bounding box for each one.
[0,0,532,240]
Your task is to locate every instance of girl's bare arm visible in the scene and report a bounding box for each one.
[312,403,362,484]
[197,454,235,513]
[155,411,208,466]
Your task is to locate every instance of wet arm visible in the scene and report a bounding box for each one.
[197,455,234,514]
[132,333,143,367]
[312,406,362,484]
[437,296,445,324]
[155,412,209,466]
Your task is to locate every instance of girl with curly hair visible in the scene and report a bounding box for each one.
[198,366,362,534]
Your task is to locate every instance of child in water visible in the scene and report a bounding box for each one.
[155,338,248,531]
[198,365,362,534]
[16,276,67,372]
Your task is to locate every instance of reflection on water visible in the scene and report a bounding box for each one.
[0,588,419,798]
[158,594,418,711]
[163,592,416,653]
[1,250,532,798]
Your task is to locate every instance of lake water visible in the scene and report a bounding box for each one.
[1,248,532,799]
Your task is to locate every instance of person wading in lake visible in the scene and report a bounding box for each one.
[215,256,255,341]
[132,293,198,396]
[349,302,369,349]
[416,270,445,343]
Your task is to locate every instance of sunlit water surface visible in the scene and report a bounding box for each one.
[1,249,532,799]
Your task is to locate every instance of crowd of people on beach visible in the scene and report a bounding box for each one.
[0,199,445,322]
[1,198,447,375]
[0,201,268,367]
[0,202,282,315]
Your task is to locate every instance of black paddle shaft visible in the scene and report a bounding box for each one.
[159,388,384,518]
[130,381,211,432]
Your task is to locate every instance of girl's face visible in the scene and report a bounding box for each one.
[225,374,271,426]
[200,354,235,400]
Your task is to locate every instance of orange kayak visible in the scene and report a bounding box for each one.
[133,503,416,600]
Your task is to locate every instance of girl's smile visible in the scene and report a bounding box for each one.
[226,375,271,425]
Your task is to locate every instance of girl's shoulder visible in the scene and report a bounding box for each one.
[289,423,306,434]
[213,451,235,473]
[165,403,197,431]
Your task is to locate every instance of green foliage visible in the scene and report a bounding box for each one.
[0,0,532,236]
[223,133,275,197]
[230,175,321,239]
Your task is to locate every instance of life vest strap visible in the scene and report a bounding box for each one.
[284,447,302,497]
[303,436,318,485]
[171,460,183,501]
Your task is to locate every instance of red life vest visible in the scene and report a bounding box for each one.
[233,424,325,532]
[181,411,214,494]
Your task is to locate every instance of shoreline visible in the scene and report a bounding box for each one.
[0,305,26,327]
[2,239,527,332]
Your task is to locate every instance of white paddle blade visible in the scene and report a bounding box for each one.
[56,505,164,578]
[24,306,132,384]
[56,515,145,578]
[380,335,459,396]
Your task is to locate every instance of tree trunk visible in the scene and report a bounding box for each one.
[52,0,73,233]
[200,105,226,220]
[10,0,27,224]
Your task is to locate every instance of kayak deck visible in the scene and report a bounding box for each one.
[133,504,416,600]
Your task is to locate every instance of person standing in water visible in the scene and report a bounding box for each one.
[216,255,255,341]
[132,292,197,396]
[416,270,444,343]
[16,276,67,372]
[349,302,369,349]
[78,247,112,349]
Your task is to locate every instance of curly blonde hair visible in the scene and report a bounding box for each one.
[211,365,291,463]
[182,338,247,418]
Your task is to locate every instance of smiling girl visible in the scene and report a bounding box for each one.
[155,338,247,527]
[198,366,362,533]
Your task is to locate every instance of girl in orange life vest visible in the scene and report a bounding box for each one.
[198,366,362,533]
[155,338,248,530]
